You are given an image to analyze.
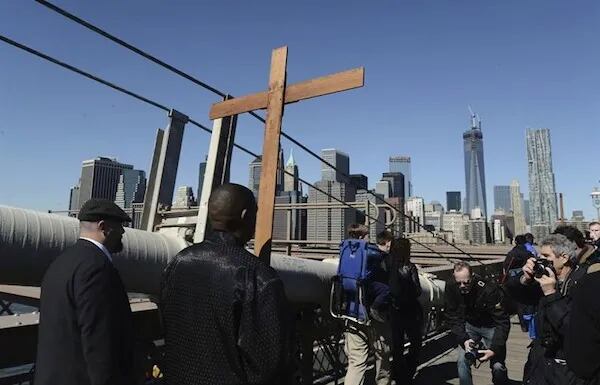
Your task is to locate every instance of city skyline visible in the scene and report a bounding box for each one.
[1,2,598,219]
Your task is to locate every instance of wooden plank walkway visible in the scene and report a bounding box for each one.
[415,316,529,385]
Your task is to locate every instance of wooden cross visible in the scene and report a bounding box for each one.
[209,46,364,262]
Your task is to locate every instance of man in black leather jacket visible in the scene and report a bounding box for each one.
[387,237,423,384]
[445,261,510,385]
[160,184,293,385]
[506,233,587,385]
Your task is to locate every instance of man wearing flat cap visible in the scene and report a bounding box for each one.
[35,199,136,385]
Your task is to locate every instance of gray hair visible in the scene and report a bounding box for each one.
[540,234,578,262]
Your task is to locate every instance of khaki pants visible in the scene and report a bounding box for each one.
[344,320,392,385]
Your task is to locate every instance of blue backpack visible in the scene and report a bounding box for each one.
[330,239,372,324]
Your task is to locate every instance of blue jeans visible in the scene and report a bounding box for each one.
[457,323,508,385]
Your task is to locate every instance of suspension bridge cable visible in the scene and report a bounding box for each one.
[0,34,170,113]
[34,0,480,263]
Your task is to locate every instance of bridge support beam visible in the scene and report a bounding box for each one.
[194,97,237,243]
[141,110,189,232]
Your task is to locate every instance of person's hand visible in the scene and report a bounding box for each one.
[478,349,495,362]
[463,339,475,352]
[534,267,557,296]
[521,258,536,283]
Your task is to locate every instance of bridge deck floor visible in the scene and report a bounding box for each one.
[414,316,528,385]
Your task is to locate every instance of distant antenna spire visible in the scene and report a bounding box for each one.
[468,105,478,129]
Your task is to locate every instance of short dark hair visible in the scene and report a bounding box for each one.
[514,235,527,245]
[525,233,534,243]
[348,224,369,239]
[389,237,411,265]
[590,221,600,228]
[376,230,394,245]
[453,261,472,274]
[553,225,585,249]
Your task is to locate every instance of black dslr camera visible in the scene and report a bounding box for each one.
[464,337,485,365]
[532,258,554,279]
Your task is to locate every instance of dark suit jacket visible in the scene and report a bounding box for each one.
[35,239,134,385]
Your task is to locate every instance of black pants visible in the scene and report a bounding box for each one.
[390,302,423,384]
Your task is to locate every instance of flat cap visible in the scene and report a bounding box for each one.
[78,199,132,223]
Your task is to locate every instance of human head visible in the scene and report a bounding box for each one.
[453,261,473,294]
[208,183,257,244]
[525,233,535,244]
[78,199,131,254]
[348,224,369,240]
[589,222,600,242]
[375,230,394,253]
[514,234,527,246]
[539,234,578,276]
[552,225,586,250]
[389,237,411,265]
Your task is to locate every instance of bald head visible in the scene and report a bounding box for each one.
[208,183,257,243]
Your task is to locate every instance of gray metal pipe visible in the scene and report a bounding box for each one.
[0,205,337,304]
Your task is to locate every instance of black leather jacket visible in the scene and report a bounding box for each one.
[444,274,510,353]
[160,231,293,385]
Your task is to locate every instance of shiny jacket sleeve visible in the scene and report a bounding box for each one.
[444,283,468,347]
[238,270,293,385]
[74,261,127,385]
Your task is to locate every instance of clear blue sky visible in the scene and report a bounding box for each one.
[1,1,598,219]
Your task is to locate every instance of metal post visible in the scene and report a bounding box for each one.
[286,208,293,256]
[591,188,600,221]
[141,110,188,232]
[194,97,237,243]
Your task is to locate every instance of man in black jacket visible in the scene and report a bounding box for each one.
[35,199,135,385]
[506,233,587,385]
[445,261,510,385]
[567,267,600,384]
[387,237,423,384]
[161,183,293,385]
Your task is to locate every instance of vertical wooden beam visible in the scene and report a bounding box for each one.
[254,46,287,262]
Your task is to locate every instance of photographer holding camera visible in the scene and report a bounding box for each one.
[506,233,588,385]
[445,261,510,385]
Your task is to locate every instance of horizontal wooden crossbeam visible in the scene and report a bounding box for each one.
[209,67,364,120]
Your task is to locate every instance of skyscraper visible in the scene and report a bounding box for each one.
[115,169,146,209]
[463,109,488,218]
[307,180,356,243]
[381,172,405,200]
[405,197,425,233]
[494,185,512,212]
[321,149,350,183]
[76,157,135,210]
[284,150,299,192]
[69,185,80,214]
[527,128,558,239]
[248,155,262,199]
[510,180,527,235]
[349,174,368,191]
[197,157,207,202]
[375,181,390,199]
[523,199,531,225]
[446,191,461,212]
[389,156,412,197]
[173,186,195,207]
[276,147,285,194]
